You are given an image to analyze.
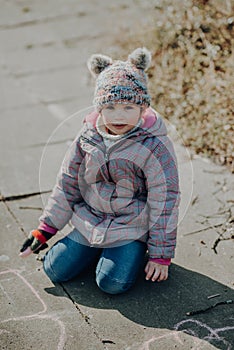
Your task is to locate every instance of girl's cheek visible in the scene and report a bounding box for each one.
[102,116,109,124]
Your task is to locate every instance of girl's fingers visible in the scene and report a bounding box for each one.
[152,269,161,282]
[157,271,168,282]
[144,263,149,274]
[145,264,155,280]
[145,262,169,282]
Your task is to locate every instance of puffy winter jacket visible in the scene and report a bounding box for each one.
[40,107,180,259]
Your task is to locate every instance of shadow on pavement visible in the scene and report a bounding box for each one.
[45,263,234,350]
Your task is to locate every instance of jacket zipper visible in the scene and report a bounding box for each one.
[81,136,111,182]
[81,136,119,163]
[81,134,143,178]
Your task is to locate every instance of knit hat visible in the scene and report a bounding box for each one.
[87,48,151,111]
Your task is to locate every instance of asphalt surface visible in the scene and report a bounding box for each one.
[0,1,234,349]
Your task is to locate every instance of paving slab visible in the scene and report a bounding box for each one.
[0,74,34,110]
[5,191,234,350]
[174,156,234,288]
[48,263,234,350]
[17,67,92,104]
[0,0,91,28]
[0,137,63,197]
[0,106,60,147]
[1,45,88,77]
[0,202,105,350]
[0,0,154,52]
[0,104,90,196]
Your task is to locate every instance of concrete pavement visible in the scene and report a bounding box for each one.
[1,1,233,349]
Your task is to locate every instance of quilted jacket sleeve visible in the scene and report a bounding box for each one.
[144,135,180,259]
[39,137,84,230]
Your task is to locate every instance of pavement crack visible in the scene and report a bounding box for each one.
[0,190,51,202]
[0,96,77,113]
[0,11,89,30]
[3,201,27,235]
[211,212,234,254]
[11,63,80,78]
[0,191,47,236]
[22,138,74,149]
[60,284,109,349]
[212,235,234,254]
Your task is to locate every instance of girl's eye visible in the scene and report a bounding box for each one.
[106,106,114,110]
[124,106,133,110]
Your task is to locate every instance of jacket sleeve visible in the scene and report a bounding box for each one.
[144,136,180,259]
[39,137,85,230]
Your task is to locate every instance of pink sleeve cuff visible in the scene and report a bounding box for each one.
[149,258,171,266]
[38,222,58,235]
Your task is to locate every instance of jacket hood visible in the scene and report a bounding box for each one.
[141,107,167,137]
[84,107,167,139]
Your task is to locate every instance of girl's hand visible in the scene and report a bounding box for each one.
[145,261,168,282]
[19,231,49,258]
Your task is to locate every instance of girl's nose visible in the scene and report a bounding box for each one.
[117,106,127,115]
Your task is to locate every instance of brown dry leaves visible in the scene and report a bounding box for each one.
[150,0,234,172]
[118,0,234,172]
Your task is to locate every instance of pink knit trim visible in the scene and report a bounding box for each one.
[141,108,157,128]
[85,111,98,125]
[149,258,171,266]
[38,222,58,234]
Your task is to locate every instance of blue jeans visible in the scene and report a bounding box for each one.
[43,229,146,294]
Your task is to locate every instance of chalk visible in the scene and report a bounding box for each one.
[0,269,66,350]
[19,247,33,258]
[175,318,234,349]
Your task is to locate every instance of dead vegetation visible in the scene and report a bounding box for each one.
[117,0,234,172]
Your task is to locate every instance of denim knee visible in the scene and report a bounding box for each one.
[96,271,133,295]
[43,253,68,283]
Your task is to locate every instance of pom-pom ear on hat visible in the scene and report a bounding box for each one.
[128,47,151,71]
[87,54,113,77]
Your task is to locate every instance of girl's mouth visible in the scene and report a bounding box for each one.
[112,124,127,128]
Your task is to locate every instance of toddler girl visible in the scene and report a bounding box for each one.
[20,48,180,294]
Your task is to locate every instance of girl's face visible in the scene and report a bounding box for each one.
[101,103,144,135]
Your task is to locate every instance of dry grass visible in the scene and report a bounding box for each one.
[116,0,234,172]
